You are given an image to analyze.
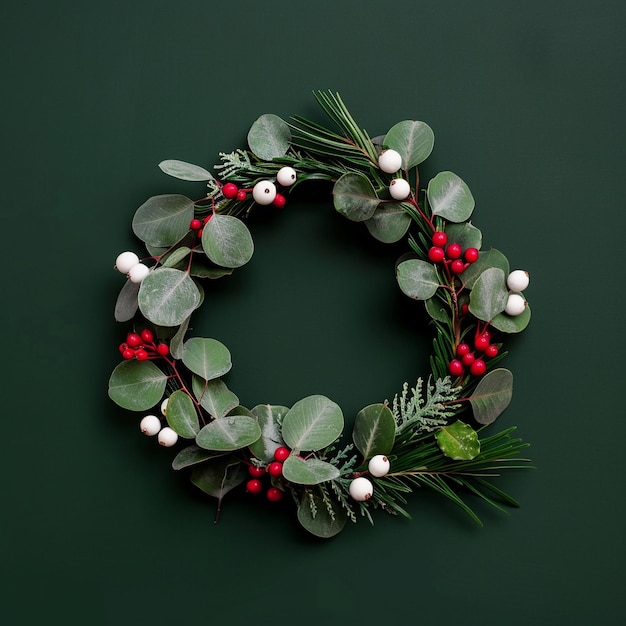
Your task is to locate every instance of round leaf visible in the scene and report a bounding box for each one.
[247,113,291,160]
[461,248,510,289]
[138,268,201,327]
[190,455,247,499]
[158,159,214,182]
[114,279,139,323]
[166,390,199,439]
[383,120,434,169]
[172,445,227,470]
[427,171,475,223]
[332,172,379,222]
[282,455,340,485]
[469,267,508,322]
[182,337,232,381]
[352,404,395,459]
[297,491,347,539]
[281,395,344,452]
[396,259,440,300]
[445,222,482,251]
[249,404,289,462]
[192,376,239,419]
[201,214,254,268]
[490,303,532,334]
[196,415,262,451]
[108,360,167,411]
[469,368,514,425]
[436,421,480,460]
[364,203,411,243]
[132,194,195,246]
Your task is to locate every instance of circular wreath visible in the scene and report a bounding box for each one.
[108,91,532,538]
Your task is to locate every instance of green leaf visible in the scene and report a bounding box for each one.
[247,113,291,160]
[192,376,239,419]
[352,404,395,459]
[182,337,232,381]
[469,267,508,322]
[297,491,347,538]
[332,172,379,222]
[461,248,510,289]
[190,455,247,502]
[396,259,440,300]
[383,120,435,169]
[490,303,532,334]
[282,455,340,485]
[138,268,201,327]
[364,203,411,243]
[132,194,195,246]
[425,296,449,322]
[469,368,514,425]
[436,421,480,460]
[428,172,475,223]
[196,415,261,451]
[172,445,227,470]
[248,404,289,463]
[158,159,214,182]
[165,390,199,438]
[114,279,139,323]
[201,214,254,268]
[161,246,191,268]
[108,360,167,411]
[169,315,190,360]
[281,395,344,452]
[445,222,482,251]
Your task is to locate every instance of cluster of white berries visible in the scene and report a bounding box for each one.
[115,251,150,284]
[378,149,411,201]
[348,454,391,502]
[139,398,178,447]
[251,166,297,205]
[505,269,530,316]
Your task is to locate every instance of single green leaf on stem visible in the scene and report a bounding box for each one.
[166,389,200,438]
[158,160,214,182]
[353,403,395,459]
[364,203,411,243]
[281,395,344,452]
[383,120,435,169]
[436,421,480,460]
[469,368,514,425]
[172,445,227,470]
[445,222,482,251]
[297,490,348,538]
[282,455,340,485]
[332,172,380,222]
[201,214,254,268]
[108,360,167,411]
[461,248,510,289]
[396,258,440,300]
[192,376,239,419]
[428,172,475,223]
[169,315,190,360]
[132,194,195,246]
[161,246,191,268]
[490,304,531,334]
[425,296,449,322]
[247,113,291,160]
[469,267,508,322]
[114,279,139,322]
[249,404,289,462]
[182,337,232,381]
[196,415,261,451]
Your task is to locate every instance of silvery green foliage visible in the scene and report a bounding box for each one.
[213,149,252,178]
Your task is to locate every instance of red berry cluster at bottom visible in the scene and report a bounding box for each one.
[448,329,500,378]
[119,329,169,361]
[245,446,290,502]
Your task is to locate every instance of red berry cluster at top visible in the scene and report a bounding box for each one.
[245,446,290,502]
[448,328,500,378]
[428,231,479,275]
[119,329,170,361]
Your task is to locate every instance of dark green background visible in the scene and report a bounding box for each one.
[2,0,624,623]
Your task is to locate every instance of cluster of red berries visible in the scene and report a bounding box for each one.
[189,214,212,237]
[428,231,479,275]
[448,328,499,378]
[223,181,287,209]
[119,329,170,361]
[245,446,290,502]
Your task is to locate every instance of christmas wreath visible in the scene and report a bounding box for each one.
[108,91,532,538]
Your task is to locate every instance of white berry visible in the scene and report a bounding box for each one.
[507,269,530,292]
[389,178,411,200]
[160,398,169,416]
[505,292,527,316]
[349,477,374,501]
[128,263,150,284]
[115,251,139,274]
[378,149,402,174]
[276,166,297,187]
[140,415,162,436]
[252,180,277,205]
[368,454,390,477]
[157,427,178,447]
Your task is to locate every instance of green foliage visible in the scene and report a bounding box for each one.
[108,360,167,411]
[469,267,509,322]
[427,171,475,223]
[201,214,254,268]
[396,259,440,300]
[132,194,194,246]
[247,113,291,160]
[469,368,514,424]
[352,403,395,459]
[332,172,379,221]
[166,390,200,438]
[364,203,412,243]
[159,159,214,182]
[436,421,481,460]
[282,455,340,485]
[383,120,435,169]
[196,415,262,452]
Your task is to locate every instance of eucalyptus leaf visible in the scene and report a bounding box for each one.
[332,172,380,222]
[161,246,191,268]
[425,296,449,322]
[249,404,289,462]
[461,248,510,289]
[114,279,139,322]
[138,268,201,327]
[436,421,480,460]
[196,415,261,451]
[188,258,234,279]
[396,259,440,300]
[159,159,214,182]
[201,214,254,268]
[445,222,482,251]
[169,315,190,360]
[172,445,227,470]
[297,491,347,538]
[364,203,411,243]
[490,303,532,333]
[190,455,247,501]
[428,171,475,223]
[132,194,195,246]
[247,113,291,160]
[282,455,340,485]
[383,120,435,169]
[469,267,508,322]
[469,368,514,425]
[192,376,239,419]
[182,337,232,381]
[166,390,199,438]
[352,404,395,459]
[108,360,167,411]
[281,395,344,452]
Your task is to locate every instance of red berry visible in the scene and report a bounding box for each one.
[248,465,265,478]
[126,333,142,348]
[432,231,447,247]
[485,344,499,358]
[190,218,202,230]
[122,348,135,360]
[203,215,212,224]
[236,190,247,201]
[446,243,462,259]
[156,343,169,356]
[198,229,204,238]
[119,342,128,354]
[135,349,148,361]
[246,479,263,494]
[462,352,475,366]
[470,359,487,376]
[267,461,283,477]
[464,247,479,263]
[456,343,470,357]
[222,183,238,199]
[140,329,154,343]
[266,487,283,502]
[428,246,445,263]
[272,193,286,208]
[274,446,290,462]
[461,303,470,315]
[448,360,464,376]
[474,333,490,351]
[450,259,466,274]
